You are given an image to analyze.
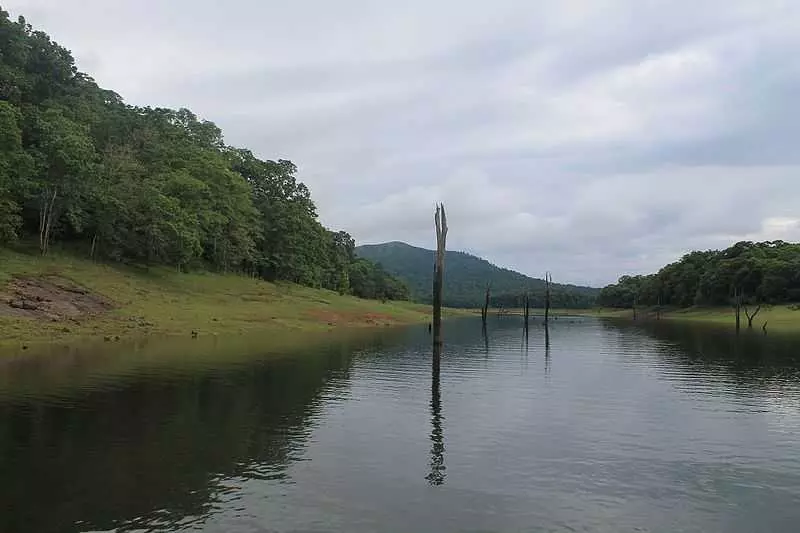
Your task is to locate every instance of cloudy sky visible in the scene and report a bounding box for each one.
[7,0,800,286]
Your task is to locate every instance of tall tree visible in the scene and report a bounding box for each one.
[25,106,96,254]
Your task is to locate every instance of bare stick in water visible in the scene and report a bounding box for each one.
[433,203,448,347]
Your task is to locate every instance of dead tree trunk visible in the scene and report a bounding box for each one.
[523,292,530,336]
[481,284,490,329]
[743,302,762,328]
[733,287,742,333]
[656,295,662,320]
[432,203,448,347]
[633,294,638,321]
[544,272,552,326]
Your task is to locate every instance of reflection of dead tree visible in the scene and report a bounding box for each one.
[433,204,448,347]
[743,302,762,329]
[545,321,551,373]
[426,345,446,486]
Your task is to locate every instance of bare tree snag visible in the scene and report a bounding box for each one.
[481,284,490,329]
[762,321,768,335]
[733,286,742,333]
[433,203,448,347]
[523,292,530,335]
[743,302,762,329]
[544,272,552,326]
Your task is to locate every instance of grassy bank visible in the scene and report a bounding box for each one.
[0,249,461,346]
[477,305,800,332]
[580,306,800,332]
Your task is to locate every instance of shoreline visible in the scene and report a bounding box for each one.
[566,306,800,332]
[471,306,800,332]
[0,249,467,348]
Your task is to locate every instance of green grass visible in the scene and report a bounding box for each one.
[469,305,800,332]
[0,248,465,346]
[577,305,800,332]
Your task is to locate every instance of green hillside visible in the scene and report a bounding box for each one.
[356,241,598,308]
[0,10,404,305]
[0,248,457,345]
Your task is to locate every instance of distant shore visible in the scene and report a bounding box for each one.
[495,306,800,332]
[587,306,800,332]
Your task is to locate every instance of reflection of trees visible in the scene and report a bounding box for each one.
[0,342,356,533]
[425,346,446,486]
[601,319,800,385]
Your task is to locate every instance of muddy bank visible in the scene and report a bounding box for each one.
[0,276,114,321]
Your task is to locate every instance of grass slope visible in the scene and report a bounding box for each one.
[0,249,454,345]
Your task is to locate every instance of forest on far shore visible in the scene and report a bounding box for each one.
[598,241,800,309]
[0,10,409,302]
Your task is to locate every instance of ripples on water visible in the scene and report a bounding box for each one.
[1,318,799,532]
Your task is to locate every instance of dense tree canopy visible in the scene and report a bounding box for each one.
[598,241,800,309]
[0,10,406,301]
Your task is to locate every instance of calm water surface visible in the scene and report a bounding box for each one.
[1,318,800,532]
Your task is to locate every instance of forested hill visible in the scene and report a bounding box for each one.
[356,242,599,308]
[598,241,800,309]
[0,10,407,302]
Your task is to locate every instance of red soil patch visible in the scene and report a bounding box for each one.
[0,276,114,321]
[306,309,399,327]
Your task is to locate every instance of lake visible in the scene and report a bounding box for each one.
[1,317,799,532]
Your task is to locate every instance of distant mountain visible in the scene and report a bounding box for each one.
[355,241,599,309]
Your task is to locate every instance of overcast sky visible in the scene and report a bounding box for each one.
[7,0,800,286]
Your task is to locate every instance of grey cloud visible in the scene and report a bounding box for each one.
[6,0,800,285]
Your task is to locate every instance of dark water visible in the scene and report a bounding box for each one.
[2,318,800,533]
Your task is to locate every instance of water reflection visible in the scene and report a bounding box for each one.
[545,327,551,376]
[604,319,800,384]
[0,334,366,533]
[426,345,446,486]
[2,318,799,532]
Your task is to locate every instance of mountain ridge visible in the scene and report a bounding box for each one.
[356,241,598,308]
